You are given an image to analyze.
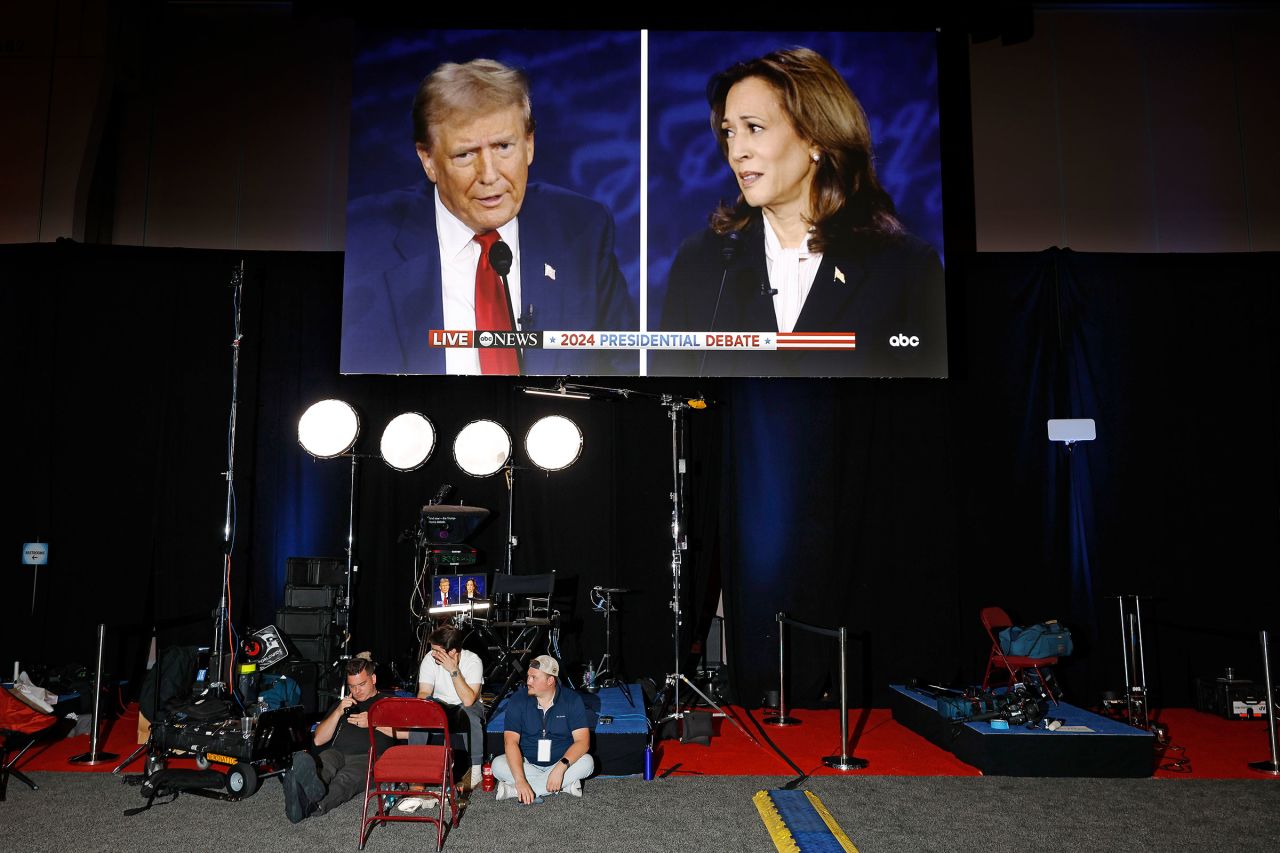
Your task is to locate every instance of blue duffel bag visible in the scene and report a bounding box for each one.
[998,621,1073,658]
[258,673,302,710]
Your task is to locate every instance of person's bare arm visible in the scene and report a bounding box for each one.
[313,695,355,746]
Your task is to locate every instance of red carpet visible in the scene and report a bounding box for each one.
[656,707,979,778]
[1150,708,1278,779]
[655,705,1278,780]
[15,705,211,775]
[13,703,1277,780]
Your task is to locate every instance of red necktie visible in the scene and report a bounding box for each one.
[473,230,519,375]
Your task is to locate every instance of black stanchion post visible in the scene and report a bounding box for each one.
[764,612,800,727]
[822,626,868,771]
[1248,629,1279,775]
[69,623,118,766]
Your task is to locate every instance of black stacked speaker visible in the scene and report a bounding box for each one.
[277,557,345,711]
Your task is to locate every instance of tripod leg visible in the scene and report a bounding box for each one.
[112,742,149,774]
[649,677,680,726]
[678,674,760,746]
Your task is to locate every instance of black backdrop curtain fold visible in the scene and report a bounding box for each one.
[4,241,1276,709]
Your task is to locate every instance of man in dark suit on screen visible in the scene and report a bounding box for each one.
[341,58,635,376]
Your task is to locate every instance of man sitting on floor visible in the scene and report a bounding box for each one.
[491,655,593,804]
[283,653,394,823]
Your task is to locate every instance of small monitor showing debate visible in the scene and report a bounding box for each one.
[431,573,488,607]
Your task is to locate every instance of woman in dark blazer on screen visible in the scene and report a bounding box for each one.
[655,48,946,377]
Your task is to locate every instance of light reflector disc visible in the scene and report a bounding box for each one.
[298,399,360,458]
[381,412,436,472]
[525,415,583,472]
[453,419,511,478]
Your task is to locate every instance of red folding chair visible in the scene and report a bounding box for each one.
[980,606,1059,704]
[359,698,458,851]
[1,687,59,802]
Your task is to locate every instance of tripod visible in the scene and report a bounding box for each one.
[587,586,629,690]
[651,671,759,745]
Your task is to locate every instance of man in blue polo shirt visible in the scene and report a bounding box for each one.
[492,654,594,803]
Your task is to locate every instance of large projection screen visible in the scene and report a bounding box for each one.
[340,30,946,378]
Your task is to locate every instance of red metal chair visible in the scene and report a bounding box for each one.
[359,698,458,851]
[1,687,59,802]
[980,606,1059,703]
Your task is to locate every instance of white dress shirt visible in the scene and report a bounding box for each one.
[762,215,822,334]
[434,188,523,375]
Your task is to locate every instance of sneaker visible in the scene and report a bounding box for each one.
[395,796,439,814]
[468,765,483,788]
[494,780,516,801]
[564,779,582,797]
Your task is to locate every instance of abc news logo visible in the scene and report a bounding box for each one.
[477,330,541,348]
[889,333,921,348]
[429,330,542,349]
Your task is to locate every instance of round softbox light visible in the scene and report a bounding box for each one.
[298,399,360,458]
[453,419,512,478]
[380,412,436,472]
[524,415,583,472]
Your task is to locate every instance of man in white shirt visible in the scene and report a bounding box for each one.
[412,626,485,786]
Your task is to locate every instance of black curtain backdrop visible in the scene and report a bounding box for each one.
[4,242,1277,711]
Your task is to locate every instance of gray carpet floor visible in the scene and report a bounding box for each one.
[3,771,1277,852]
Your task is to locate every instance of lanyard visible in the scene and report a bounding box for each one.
[538,689,557,738]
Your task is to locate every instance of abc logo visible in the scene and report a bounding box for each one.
[478,332,494,347]
[889,334,920,347]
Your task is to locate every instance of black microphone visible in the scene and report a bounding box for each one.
[489,240,513,277]
[720,230,740,265]
[707,231,740,332]
[486,239,523,371]
[701,232,741,377]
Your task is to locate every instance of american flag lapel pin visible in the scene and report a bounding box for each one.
[545,263,556,280]
[834,266,846,284]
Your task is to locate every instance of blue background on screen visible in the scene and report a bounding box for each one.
[347,29,642,304]
[646,31,943,329]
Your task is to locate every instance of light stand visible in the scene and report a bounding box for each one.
[504,459,517,576]
[297,398,364,698]
[207,262,245,696]
[664,394,689,720]
[516,384,722,739]
[338,451,372,665]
